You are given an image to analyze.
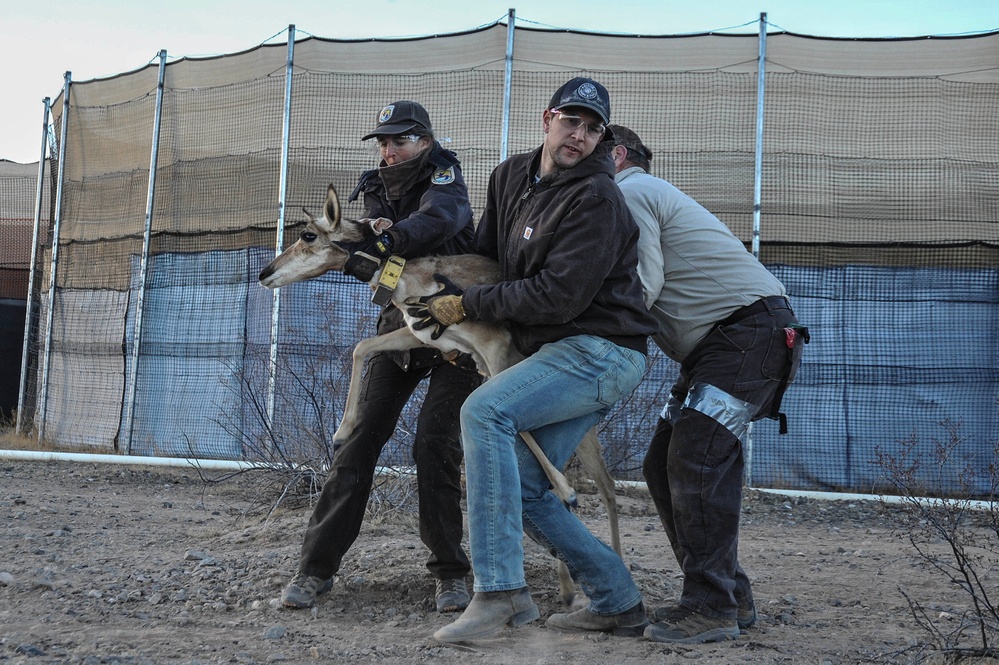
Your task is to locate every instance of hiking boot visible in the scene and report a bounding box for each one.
[651,604,692,625]
[435,578,470,613]
[652,601,757,630]
[547,600,649,637]
[432,587,539,642]
[280,574,333,609]
[644,609,739,644]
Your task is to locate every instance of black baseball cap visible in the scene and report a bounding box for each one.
[361,100,433,140]
[548,77,611,124]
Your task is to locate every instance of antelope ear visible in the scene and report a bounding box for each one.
[367,217,394,234]
[314,213,333,234]
[324,184,341,226]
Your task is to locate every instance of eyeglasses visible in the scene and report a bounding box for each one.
[550,109,605,139]
[375,134,425,149]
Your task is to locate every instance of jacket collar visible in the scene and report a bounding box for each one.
[531,140,616,188]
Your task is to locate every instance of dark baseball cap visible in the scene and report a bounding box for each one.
[548,77,611,124]
[361,100,433,140]
[607,124,653,162]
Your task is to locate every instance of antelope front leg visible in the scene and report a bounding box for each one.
[332,327,424,444]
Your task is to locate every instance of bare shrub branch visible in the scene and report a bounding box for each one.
[874,408,999,661]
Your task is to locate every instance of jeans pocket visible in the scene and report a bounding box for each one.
[596,347,645,406]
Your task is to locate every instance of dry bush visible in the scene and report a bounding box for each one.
[874,413,999,664]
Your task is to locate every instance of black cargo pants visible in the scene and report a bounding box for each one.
[298,352,481,582]
[643,296,804,621]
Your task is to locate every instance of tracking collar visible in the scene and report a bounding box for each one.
[371,255,406,307]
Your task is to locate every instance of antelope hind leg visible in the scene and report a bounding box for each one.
[552,428,619,608]
[519,431,585,608]
[574,427,620,555]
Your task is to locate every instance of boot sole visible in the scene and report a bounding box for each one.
[655,604,756,630]
[547,616,649,636]
[645,624,740,644]
[281,598,313,609]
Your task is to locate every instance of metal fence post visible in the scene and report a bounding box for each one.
[752,12,768,260]
[266,25,297,434]
[745,12,769,488]
[37,73,72,444]
[16,97,52,437]
[122,50,167,454]
[500,8,516,162]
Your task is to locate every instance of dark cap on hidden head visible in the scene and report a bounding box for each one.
[548,77,611,124]
[607,124,653,162]
[361,101,433,140]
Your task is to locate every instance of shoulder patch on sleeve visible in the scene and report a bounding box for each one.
[431,167,456,185]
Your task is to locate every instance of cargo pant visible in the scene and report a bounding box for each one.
[298,352,481,582]
[643,296,805,621]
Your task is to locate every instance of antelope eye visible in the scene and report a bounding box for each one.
[301,231,317,242]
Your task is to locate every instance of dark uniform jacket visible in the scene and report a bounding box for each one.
[348,140,475,369]
[462,139,657,357]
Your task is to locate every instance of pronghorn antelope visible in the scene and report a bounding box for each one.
[259,184,620,607]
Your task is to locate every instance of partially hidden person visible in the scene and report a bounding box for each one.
[608,123,808,644]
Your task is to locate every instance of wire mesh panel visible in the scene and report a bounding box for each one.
[0,159,48,420]
[13,23,998,496]
[0,160,42,298]
[748,41,999,494]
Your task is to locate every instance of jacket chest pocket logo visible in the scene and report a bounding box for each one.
[523,226,533,240]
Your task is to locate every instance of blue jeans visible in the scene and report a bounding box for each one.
[461,335,646,615]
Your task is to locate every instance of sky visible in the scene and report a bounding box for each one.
[2,0,997,164]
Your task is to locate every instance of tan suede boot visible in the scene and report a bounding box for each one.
[432,587,539,642]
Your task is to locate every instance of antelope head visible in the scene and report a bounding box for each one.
[258,184,376,288]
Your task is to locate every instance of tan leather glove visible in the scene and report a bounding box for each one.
[405,273,466,340]
[427,295,466,326]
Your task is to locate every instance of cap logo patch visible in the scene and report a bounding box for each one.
[431,167,455,185]
[379,105,395,124]
[576,83,598,100]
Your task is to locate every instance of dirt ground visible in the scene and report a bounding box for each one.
[0,458,991,665]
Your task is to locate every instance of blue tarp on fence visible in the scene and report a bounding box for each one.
[116,249,998,495]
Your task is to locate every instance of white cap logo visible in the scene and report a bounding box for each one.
[577,83,598,100]
[378,105,395,123]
